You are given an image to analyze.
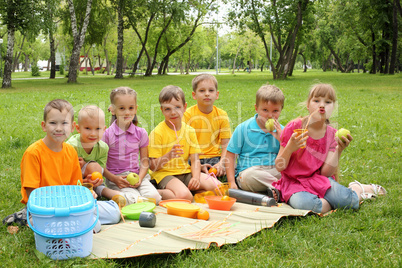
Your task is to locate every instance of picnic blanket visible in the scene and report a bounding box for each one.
[90,202,310,259]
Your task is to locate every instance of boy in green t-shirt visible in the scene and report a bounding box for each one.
[67,105,122,200]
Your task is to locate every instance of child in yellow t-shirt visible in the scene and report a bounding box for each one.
[148,85,221,201]
[183,74,231,177]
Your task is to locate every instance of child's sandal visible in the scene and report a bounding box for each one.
[2,207,28,226]
[267,187,281,203]
[348,180,378,200]
[370,183,387,196]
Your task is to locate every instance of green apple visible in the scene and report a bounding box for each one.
[265,119,275,131]
[127,173,140,185]
[336,128,351,142]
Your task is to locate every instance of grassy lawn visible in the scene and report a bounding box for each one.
[0,70,400,267]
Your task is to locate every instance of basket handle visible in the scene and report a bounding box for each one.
[27,201,99,239]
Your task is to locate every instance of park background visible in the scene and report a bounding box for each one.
[0,0,401,267]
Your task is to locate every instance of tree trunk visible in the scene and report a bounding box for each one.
[133,48,144,74]
[345,59,354,73]
[371,30,377,74]
[232,42,242,74]
[90,57,95,75]
[174,60,179,72]
[129,13,155,75]
[115,0,124,79]
[13,36,25,72]
[24,53,29,71]
[158,12,202,75]
[288,44,299,76]
[383,30,390,74]
[103,36,110,75]
[299,52,307,72]
[67,0,93,83]
[147,16,173,76]
[186,47,191,75]
[162,55,170,74]
[2,26,15,88]
[329,48,346,72]
[98,53,102,69]
[207,50,215,70]
[389,0,398,75]
[84,51,89,75]
[49,28,56,78]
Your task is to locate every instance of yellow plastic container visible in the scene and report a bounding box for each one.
[165,203,200,218]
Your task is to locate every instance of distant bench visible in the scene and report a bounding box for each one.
[125,72,145,76]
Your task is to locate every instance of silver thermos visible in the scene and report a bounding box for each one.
[228,189,277,207]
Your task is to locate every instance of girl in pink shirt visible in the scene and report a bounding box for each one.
[273,84,386,214]
[102,87,161,205]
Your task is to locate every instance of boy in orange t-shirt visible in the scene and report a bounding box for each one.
[3,100,120,229]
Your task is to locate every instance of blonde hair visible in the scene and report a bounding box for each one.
[307,83,337,104]
[44,99,74,122]
[77,105,105,124]
[256,85,285,108]
[159,85,186,105]
[192,74,218,92]
[109,87,138,126]
[301,83,337,128]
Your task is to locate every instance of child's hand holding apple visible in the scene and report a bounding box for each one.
[126,173,142,188]
[335,128,353,151]
[113,175,133,189]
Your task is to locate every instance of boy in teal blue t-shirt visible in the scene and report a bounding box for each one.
[225,85,284,200]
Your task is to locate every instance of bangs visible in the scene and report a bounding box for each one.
[309,84,337,102]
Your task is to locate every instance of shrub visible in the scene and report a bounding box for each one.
[59,64,64,75]
[31,64,40,76]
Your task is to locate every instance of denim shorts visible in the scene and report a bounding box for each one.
[288,178,359,213]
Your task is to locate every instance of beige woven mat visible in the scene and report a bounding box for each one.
[90,202,310,259]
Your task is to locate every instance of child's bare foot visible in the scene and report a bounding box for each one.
[267,187,280,202]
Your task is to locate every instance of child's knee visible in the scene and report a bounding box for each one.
[327,179,360,210]
[83,161,103,178]
[288,192,322,213]
[150,192,162,204]
[331,190,360,210]
[86,162,102,173]
[97,200,121,225]
[175,191,193,201]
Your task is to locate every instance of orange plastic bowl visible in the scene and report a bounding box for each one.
[204,196,236,211]
[165,202,200,219]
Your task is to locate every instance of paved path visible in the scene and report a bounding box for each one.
[9,71,231,80]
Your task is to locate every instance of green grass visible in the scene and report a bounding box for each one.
[0,70,401,267]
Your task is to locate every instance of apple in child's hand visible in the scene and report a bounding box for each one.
[127,173,140,185]
[265,119,275,131]
[336,128,351,143]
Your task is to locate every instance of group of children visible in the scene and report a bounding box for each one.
[3,74,386,229]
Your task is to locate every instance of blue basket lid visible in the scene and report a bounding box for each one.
[27,185,95,217]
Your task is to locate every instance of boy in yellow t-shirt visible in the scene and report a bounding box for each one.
[183,74,231,177]
[148,85,221,201]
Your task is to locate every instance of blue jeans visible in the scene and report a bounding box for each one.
[288,178,359,213]
[93,200,121,233]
